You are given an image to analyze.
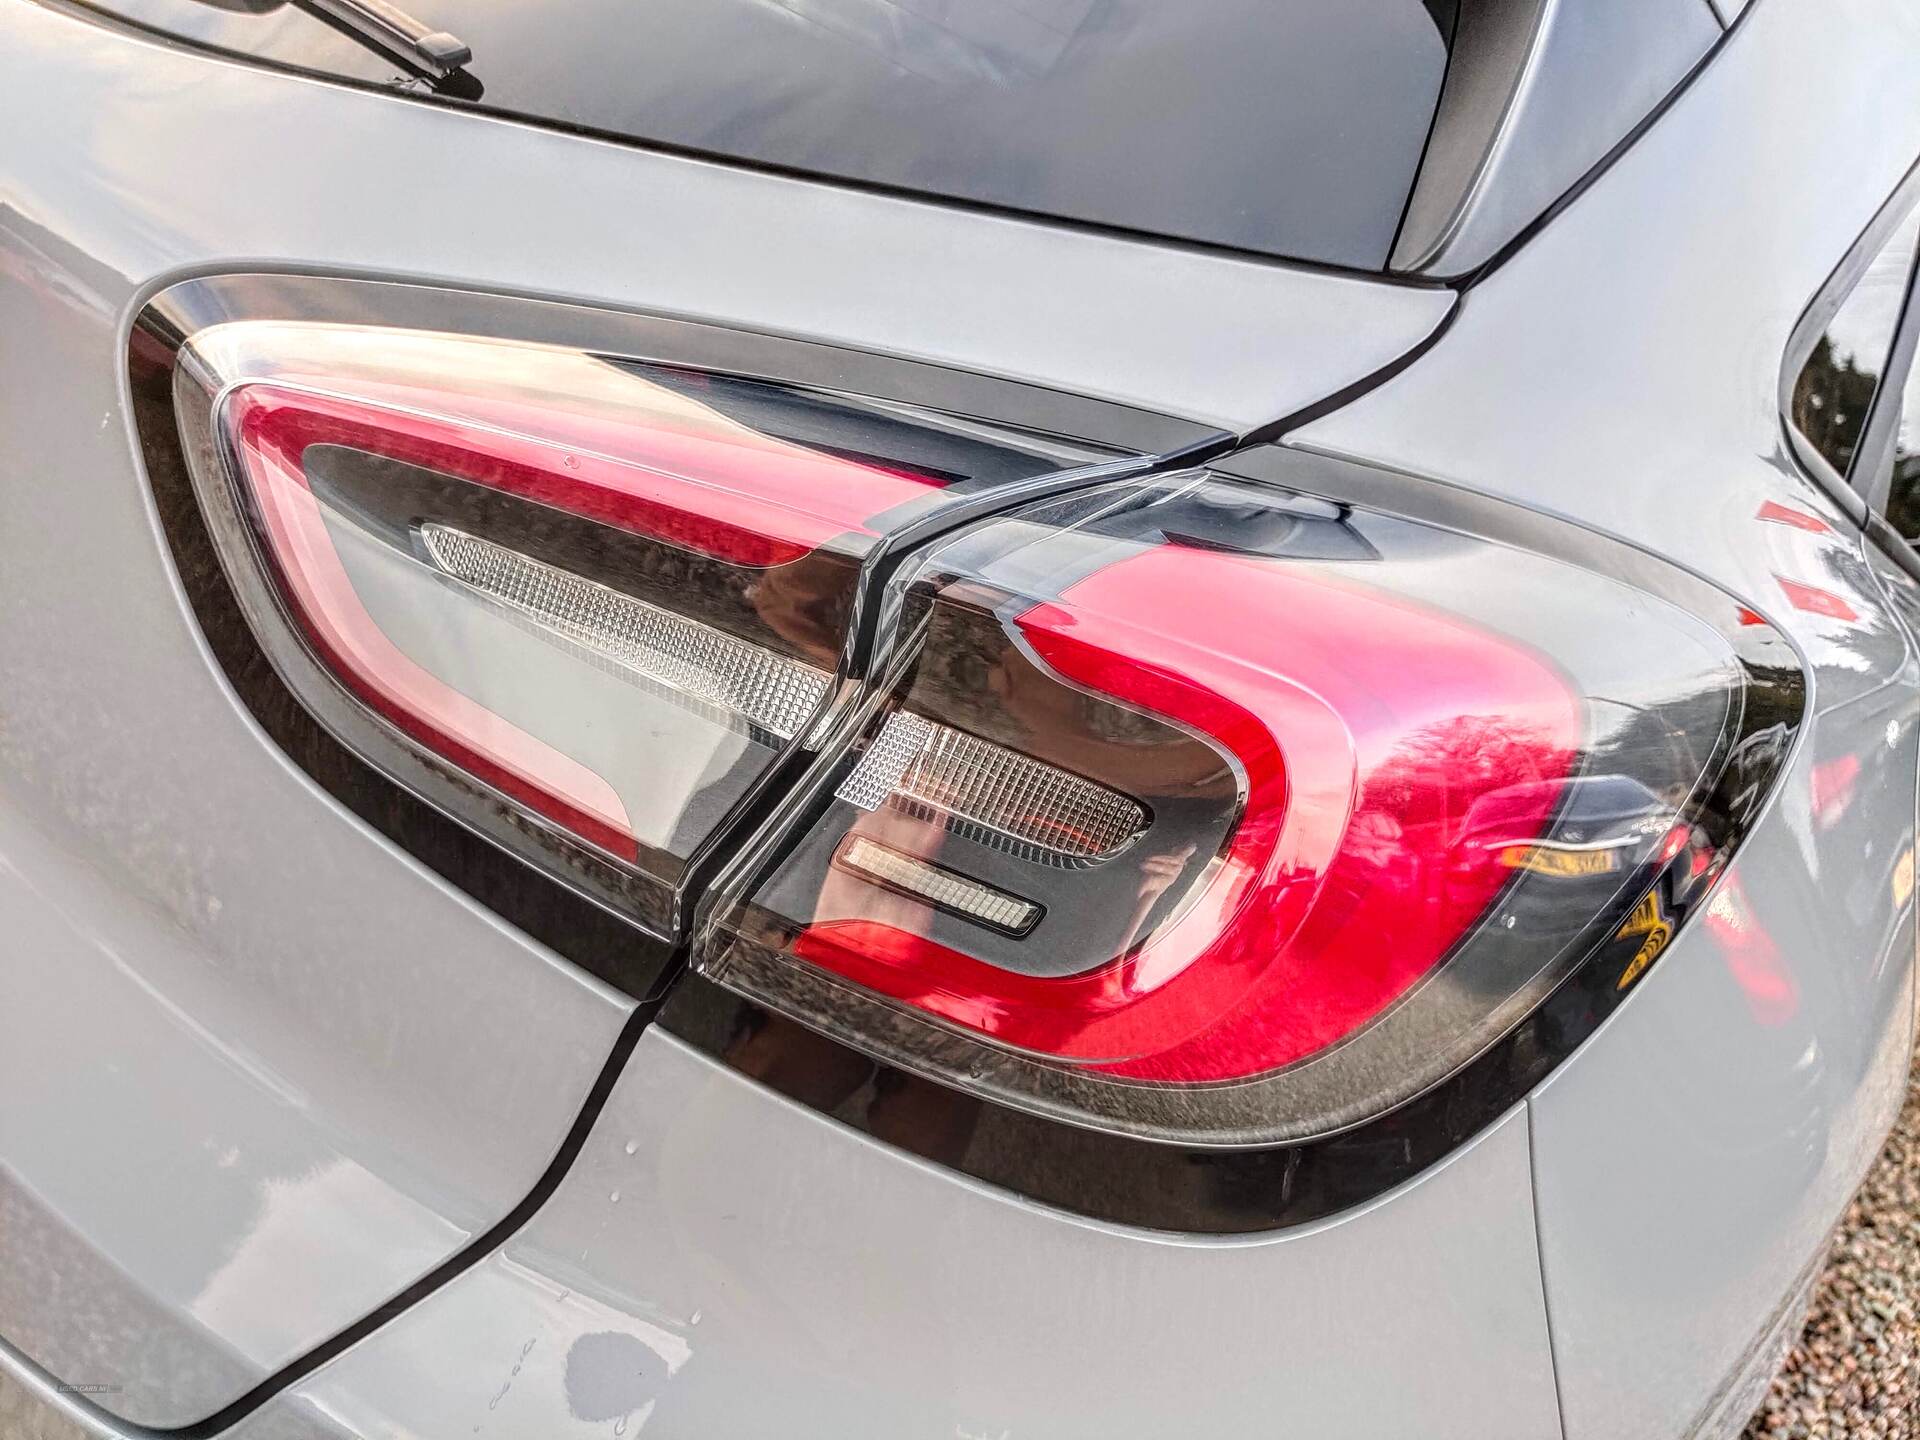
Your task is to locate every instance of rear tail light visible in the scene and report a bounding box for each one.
[152,287,1802,1174]
[695,472,1795,1145]
[170,321,1104,934]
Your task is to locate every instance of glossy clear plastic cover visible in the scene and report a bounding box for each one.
[171,321,1094,935]
[696,472,1782,1145]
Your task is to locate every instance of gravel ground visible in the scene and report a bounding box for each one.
[1744,1063,1920,1440]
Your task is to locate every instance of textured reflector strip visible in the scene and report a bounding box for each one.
[421,524,833,740]
[837,836,1041,935]
[836,711,1147,863]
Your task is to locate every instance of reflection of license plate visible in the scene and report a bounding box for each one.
[1496,844,1621,878]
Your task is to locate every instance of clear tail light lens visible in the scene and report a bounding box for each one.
[171,322,1102,934]
[695,472,1789,1145]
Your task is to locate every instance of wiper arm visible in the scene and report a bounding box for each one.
[295,0,471,79]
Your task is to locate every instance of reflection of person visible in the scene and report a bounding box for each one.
[744,553,850,670]
[658,546,856,865]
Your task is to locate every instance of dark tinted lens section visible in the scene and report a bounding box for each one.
[1793,206,1920,480]
[755,582,1239,987]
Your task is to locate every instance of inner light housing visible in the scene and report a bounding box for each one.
[696,472,1800,1146]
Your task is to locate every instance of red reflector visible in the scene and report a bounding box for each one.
[1755,500,1831,534]
[1776,575,1859,622]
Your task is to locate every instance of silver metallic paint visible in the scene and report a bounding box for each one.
[225,1039,1565,1440]
[0,4,1453,434]
[85,0,1457,270]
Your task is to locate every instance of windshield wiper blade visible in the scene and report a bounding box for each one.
[296,0,471,78]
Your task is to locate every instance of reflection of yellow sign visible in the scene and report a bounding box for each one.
[1894,847,1914,909]
[1615,889,1672,990]
[1498,843,1621,878]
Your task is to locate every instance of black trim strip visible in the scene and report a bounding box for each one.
[1854,212,1920,519]
[148,273,1213,461]
[1383,0,1462,267]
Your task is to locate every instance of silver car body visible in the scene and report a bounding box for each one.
[1,0,1916,1436]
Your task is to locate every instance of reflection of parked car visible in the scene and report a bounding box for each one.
[1457,773,1676,875]
[4,4,1920,1440]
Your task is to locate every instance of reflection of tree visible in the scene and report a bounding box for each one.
[1287,714,1573,971]
[1360,713,1570,820]
[1792,334,1881,475]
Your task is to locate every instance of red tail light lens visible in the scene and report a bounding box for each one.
[696,473,1771,1144]
[172,321,1100,933]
